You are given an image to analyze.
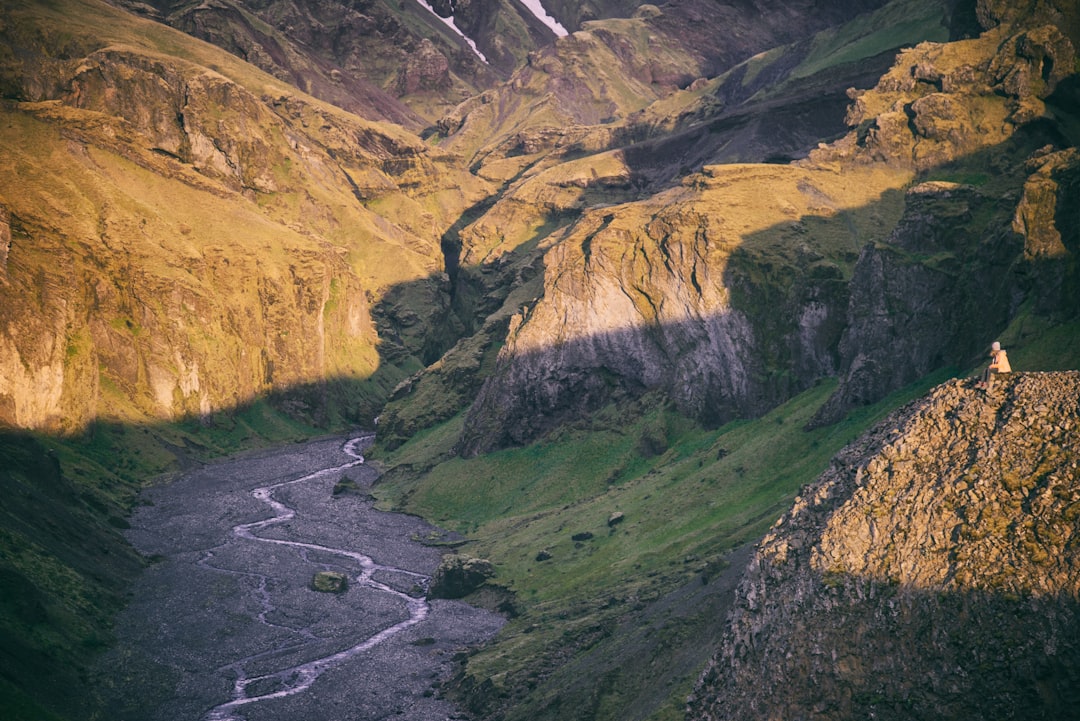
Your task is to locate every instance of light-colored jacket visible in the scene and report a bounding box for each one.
[990,349,1011,373]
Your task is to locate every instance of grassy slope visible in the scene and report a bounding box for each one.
[373,373,941,719]
[0,2,459,716]
[372,4,1080,716]
[374,318,1080,721]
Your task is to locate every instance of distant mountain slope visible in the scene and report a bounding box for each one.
[109,0,558,123]
[689,371,1080,720]
[440,1,1080,455]
[435,0,894,168]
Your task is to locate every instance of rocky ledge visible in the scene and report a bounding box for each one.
[689,371,1080,720]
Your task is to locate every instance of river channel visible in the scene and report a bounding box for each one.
[95,434,505,721]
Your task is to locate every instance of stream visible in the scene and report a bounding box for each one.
[95,435,504,721]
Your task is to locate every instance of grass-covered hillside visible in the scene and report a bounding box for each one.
[371,315,1080,721]
[1,0,1078,719]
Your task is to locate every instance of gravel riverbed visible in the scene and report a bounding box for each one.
[94,435,505,721]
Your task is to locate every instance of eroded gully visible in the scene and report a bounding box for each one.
[95,435,504,721]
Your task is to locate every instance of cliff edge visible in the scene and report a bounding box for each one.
[689,370,1080,720]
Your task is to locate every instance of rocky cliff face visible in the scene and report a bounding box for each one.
[810,11,1080,423]
[688,371,1080,720]
[450,1,1079,454]
[0,0,487,433]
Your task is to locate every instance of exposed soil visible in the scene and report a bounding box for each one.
[93,435,504,721]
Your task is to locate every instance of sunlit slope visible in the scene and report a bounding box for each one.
[453,17,1079,454]
[690,372,1080,720]
[0,0,489,432]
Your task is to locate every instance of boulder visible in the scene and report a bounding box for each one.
[428,555,495,599]
[311,571,349,593]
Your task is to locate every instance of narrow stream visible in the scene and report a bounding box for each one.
[96,435,504,721]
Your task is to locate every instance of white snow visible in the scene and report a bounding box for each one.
[519,0,569,37]
[415,0,489,64]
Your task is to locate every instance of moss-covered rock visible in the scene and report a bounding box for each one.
[311,570,349,593]
[428,555,495,599]
[690,372,1080,721]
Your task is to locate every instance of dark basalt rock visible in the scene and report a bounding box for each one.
[428,555,495,599]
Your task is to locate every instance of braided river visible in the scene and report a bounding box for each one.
[95,435,504,720]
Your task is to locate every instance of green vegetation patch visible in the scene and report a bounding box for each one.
[791,0,951,81]
[376,369,954,721]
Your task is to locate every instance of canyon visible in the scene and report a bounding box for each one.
[0,0,1078,719]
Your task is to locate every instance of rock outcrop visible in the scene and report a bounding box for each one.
[688,372,1080,720]
[311,570,349,593]
[0,0,488,432]
[428,554,495,599]
[450,0,1079,453]
[804,0,1080,423]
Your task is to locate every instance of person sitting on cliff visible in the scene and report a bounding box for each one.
[976,341,1011,391]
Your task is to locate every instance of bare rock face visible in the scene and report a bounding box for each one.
[809,180,1022,426]
[395,39,451,96]
[689,372,1080,721]
[0,3,483,432]
[455,161,872,455]
[797,10,1080,426]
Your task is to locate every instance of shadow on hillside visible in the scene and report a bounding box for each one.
[690,570,1080,720]
[447,119,1078,454]
[3,55,1080,721]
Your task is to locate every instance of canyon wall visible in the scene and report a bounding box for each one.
[0,0,487,433]
[452,5,1079,454]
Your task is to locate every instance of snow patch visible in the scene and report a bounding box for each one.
[415,0,488,64]
[519,0,568,37]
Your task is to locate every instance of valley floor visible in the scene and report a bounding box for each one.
[92,435,503,721]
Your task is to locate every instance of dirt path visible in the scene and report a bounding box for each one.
[95,435,504,721]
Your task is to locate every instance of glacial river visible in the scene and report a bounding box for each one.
[96,435,504,721]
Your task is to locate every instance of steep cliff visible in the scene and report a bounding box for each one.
[688,371,1080,720]
[450,0,1079,455]
[0,0,488,434]
[810,1,1080,423]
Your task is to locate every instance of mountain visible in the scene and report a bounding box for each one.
[382,0,1080,454]
[0,0,494,436]
[688,371,1080,720]
[0,0,1078,719]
